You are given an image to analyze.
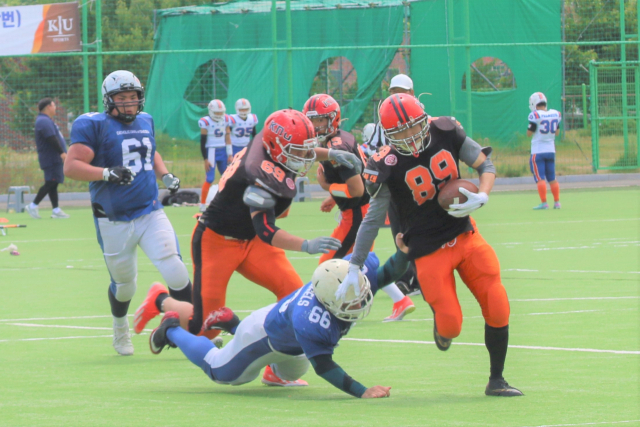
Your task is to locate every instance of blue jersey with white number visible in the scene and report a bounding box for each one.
[264,252,380,359]
[70,112,161,221]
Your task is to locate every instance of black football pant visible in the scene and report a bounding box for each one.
[33,181,59,208]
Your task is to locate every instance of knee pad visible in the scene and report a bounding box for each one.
[112,280,137,302]
[158,255,190,291]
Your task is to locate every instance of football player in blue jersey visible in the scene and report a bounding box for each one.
[146,240,411,397]
[64,70,192,356]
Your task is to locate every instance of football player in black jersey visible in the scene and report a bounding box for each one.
[337,94,522,397]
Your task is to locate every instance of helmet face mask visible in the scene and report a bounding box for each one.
[303,94,341,145]
[312,259,373,323]
[262,109,318,176]
[208,100,226,122]
[379,94,430,156]
[235,98,251,120]
[102,70,145,123]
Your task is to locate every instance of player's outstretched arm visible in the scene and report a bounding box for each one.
[314,147,362,173]
[309,354,390,398]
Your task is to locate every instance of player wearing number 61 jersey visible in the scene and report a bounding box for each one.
[338,93,523,397]
[66,70,192,357]
[527,92,562,210]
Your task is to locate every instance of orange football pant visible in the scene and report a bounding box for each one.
[414,223,510,339]
[191,223,303,338]
[319,204,373,264]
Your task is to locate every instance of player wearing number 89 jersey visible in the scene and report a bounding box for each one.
[342,94,522,397]
[527,92,562,210]
[66,70,192,356]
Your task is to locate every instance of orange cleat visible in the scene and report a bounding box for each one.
[134,282,168,334]
[383,295,416,322]
[261,365,308,387]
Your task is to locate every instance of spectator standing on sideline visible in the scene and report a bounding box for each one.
[26,98,70,219]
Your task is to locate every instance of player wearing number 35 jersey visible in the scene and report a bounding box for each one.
[66,70,192,357]
[338,93,523,397]
[527,92,562,210]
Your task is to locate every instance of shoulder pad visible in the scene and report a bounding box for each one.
[431,116,461,132]
[365,180,382,198]
[243,185,276,209]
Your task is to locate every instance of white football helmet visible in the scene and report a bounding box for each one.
[235,98,251,120]
[529,92,547,112]
[312,259,373,323]
[362,123,376,144]
[102,70,145,123]
[208,99,226,122]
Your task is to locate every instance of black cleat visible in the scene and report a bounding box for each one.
[201,307,240,334]
[430,305,452,351]
[149,311,180,355]
[485,378,524,397]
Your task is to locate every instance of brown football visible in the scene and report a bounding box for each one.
[437,179,479,210]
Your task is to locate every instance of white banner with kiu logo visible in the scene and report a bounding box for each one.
[0,2,80,56]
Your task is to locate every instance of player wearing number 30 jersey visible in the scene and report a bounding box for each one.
[66,70,192,357]
[340,93,523,397]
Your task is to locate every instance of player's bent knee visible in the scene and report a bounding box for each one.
[158,256,190,290]
[437,312,462,339]
[484,284,510,328]
[114,281,137,302]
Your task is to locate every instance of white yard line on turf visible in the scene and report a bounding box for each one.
[521,420,640,427]
[510,296,639,302]
[0,335,113,343]
[482,218,638,227]
[503,269,640,274]
[342,338,640,355]
[0,311,256,323]
[7,323,113,330]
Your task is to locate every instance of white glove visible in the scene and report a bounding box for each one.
[448,188,488,218]
[328,148,362,174]
[162,173,181,193]
[335,263,361,300]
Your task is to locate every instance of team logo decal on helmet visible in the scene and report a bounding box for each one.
[312,259,373,323]
[378,93,430,156]
[302,94,341,145]
[262,109,318,176]
[102,70,145,123]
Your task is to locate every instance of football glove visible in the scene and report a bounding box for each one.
[162,173,181,193]
[335,263,362,299]
[301,236,342,254]
[447,188,488,218]
[328,148,362,174]
[103,166,136,185]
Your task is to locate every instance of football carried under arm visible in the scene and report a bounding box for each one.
[309,353,391,398]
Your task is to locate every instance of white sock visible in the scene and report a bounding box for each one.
[52,207,61,214]
[383,284,405,303]
[113,316,128,328]
[29,202,37,209]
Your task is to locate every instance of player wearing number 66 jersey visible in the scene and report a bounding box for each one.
[66,70,192,357]
[527,92,562,210]
[337,93,523,397]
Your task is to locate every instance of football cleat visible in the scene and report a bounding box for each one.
[430,306,452,351]
[201,307,240,334]
[25,204,41,219]
[533,202,549,210]
[113,320,134,356]
[149,311,180,355]
[554,202,561,209]
[261,365,309,387]
[51,209,70,219]
[485,378,524,397]
[134,282,169,334]
[383,296,416,322]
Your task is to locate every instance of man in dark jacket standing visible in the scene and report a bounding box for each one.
[26,98,69,219]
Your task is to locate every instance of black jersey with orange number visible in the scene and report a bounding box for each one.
[202,131,298,240]
[321,130,370,211]
[363,116,473,259]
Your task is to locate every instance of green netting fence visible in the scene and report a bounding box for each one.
[1,0,638,194]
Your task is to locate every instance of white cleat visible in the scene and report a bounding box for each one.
[25,204,41,219]
[51,210,70,219]
[113,321,134,356]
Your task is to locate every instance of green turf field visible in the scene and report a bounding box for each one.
[0,187,638,427]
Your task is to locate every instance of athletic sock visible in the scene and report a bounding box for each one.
[108,286,131,318]
[52,207,61,214]
[550,181,560,202]
[383,284,405,303]
[113,315,128,328]
[155,293,170,312]
[167,327,215,368]
[29,202,37,209]
[485,324,509,380]
[536,181,547,203]
[169,280,192,303]
[201,182,211,204]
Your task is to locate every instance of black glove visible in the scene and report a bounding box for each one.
[102,167,136,185]
[162,173,181,193]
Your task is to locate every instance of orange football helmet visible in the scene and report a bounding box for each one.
[378,94,430,156]
[262,109,317,176]
[303,94,341,144]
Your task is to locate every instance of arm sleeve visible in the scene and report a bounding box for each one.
[45,135,64,154]
[348,184,390,267]
[527,122,537,132]
[200,134,207,159]
[376,249,410,290]
[309,354,367,398]
[250,206,280,244]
